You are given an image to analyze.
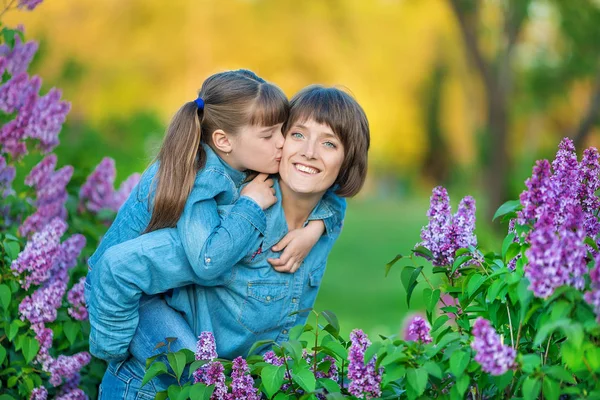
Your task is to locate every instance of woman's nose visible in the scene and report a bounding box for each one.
[301,141,316,159]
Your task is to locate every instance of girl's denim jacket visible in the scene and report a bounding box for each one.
[85,144,345,360]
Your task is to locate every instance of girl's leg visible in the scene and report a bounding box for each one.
[129,295,198,391]
[99,359,157,400]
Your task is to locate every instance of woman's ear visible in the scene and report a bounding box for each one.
[211,129,233,154]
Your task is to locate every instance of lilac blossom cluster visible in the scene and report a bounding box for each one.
[470,318,516,376]
[0,154,15,198]
[30,387,48,400]
[348,329,382,399]
[79,157,140,214]
[67,277,88,321]
[417,186,477,267]
[0,52,70,157]
[11,217,90,389]
[192,332,228,399]
[18,0,44,11]
[403,315,432,344]
[584,255,600,322]
[20,154,73,237]
[226,357,260,400]
[516,138,600,298]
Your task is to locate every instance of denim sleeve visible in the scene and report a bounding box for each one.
[86,229,228,360]
[177,170,267,281]
[320,189,346,236]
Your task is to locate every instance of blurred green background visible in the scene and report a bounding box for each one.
[7,0,600,338]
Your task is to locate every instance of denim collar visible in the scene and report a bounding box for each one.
[202,143,247,187]
[262,179,336,249]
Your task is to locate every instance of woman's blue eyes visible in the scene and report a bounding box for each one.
[291,132,337,148]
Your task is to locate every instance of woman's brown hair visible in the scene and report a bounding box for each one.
[284,85,370,197]
[144,69,288,233]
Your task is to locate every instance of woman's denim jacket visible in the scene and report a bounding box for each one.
[85,145,345,360]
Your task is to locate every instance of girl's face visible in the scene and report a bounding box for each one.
[279,118,345,197]
[230,123,284,174]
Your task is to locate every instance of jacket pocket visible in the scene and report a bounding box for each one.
[237,281,289,334]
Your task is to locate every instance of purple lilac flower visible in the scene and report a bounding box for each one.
[263,350,284,366]
[578,147,600,242]
[0,36,38,75]
[471,318,516,376]
[11,218,66,289]
[67,277,88,321]
[19,279,67,323]
[348,329,382,399]
[517,159,553,226]
[30,387,48,400]
[403,315,432,344]
[0,155,16,198]
[584,255,600,322]
[226,357,260,400]
[525,206,587,298]
[55,374,88,400]
[196,331,218,361]
[193,361,228,400]
[18,0,44,10]
[418,187,477,267]
[31,323,53,353]
[111,172,141,210]
[46,352,91,387]
[26,88,70,153]
[20,162,73,237]
[79,158,117,213]
[549,138,580,228]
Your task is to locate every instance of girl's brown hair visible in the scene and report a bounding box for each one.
[284,85,370,197]
[144,69,288,233]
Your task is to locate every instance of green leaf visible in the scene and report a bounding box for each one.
[467,274,486,297]
[282,340,303,362]
[167,351,187,382]
[0,345,6,365]
[543,365,575,384]
[401,266,416,291]
[486,280,506,303]
[402,266,422,307]
[449,350,469,377]
[321,339,347,360]
[317,378,340,393]
[451,255,471,275]
[288,324,305,341]
[320,310,340,334]
[385,254,403,277]
[8,321,20,342]
[382,363,405,386]
[168,385,182,400]
[423,288,441,314]
[542,378,560,400]
[522,376,541,399]
[3,241,20,261]
[188,360,209,378]
[412,246,433,260]
[501,233,516,259]
[22,337,40,364]
[406,367,428,396]
[432,315,449,332]
[288,308,313,317]
[493,200,521,221]
[153,341,166,350]
[176,386,191,400]
[246,339,275,357]
[261,365,286,399]
[142,361,168,387]
[363,342,382,366]
[520,354,541,374]
[423,361,442,379]
[63,321,80,346]
[503,243,521,264]
[533,319,573,346]
[0,284,11,310]
[455,374,470,396]
[189,384,209,400]
[292,365,316,393]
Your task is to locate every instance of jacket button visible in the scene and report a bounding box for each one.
[292,298,298,303]
[282,330,288,334]
[266,296,271,301]
[205,257,211,263]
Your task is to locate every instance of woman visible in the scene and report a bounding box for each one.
[95,85,370,398]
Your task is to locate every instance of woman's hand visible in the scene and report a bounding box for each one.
[268,220,325,273]
[241,173,277,210]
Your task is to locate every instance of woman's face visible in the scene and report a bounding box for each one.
[231,123,284,174]
[279,119,344,197]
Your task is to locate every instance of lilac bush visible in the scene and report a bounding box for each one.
[0,4,139,398]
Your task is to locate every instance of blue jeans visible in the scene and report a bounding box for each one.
[99,295,197,399]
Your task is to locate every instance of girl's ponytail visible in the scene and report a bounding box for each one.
[144,101,205,233]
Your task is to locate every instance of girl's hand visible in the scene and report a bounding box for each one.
[267,220,325,273]
[241,173,277,210]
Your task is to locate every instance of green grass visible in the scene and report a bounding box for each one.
[313,196,432,339]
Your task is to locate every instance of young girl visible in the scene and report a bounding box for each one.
[85,70,345,359]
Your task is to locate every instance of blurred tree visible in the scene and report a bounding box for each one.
[447,0,600,216]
